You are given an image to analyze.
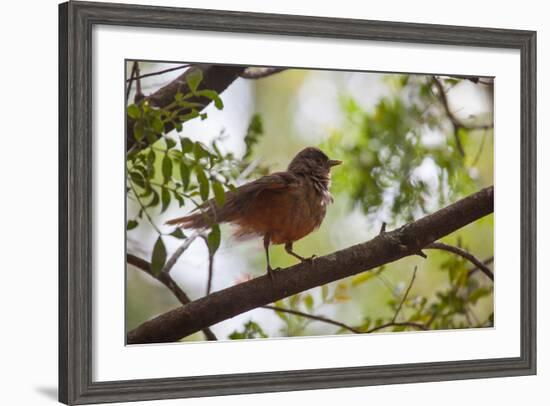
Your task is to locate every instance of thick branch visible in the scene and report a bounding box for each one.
[240,67,287,79]
[426,242,494,281]
[127,186,493,344]
[126,253,217,341]
[126,64,246,152]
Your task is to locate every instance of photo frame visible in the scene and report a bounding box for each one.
[59,1,536,404]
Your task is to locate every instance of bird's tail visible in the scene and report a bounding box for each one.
[165,211,212,229]
[165,199,230,229]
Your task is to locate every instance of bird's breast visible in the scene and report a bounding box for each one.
[230,176,332,245]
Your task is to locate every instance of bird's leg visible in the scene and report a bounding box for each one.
[284,242,316,264]
[264,234,279,280]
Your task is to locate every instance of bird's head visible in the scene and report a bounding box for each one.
[287,147,342,178]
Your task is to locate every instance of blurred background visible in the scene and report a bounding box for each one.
[125,61,494,341]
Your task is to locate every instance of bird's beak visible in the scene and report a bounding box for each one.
[328,159,343,167]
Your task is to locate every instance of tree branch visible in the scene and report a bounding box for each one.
[425,242,494,281]
[162,233,200,274]
[261,305,362,334]
[365,322,428,333]
[432,76,493,157]
[391,266,417,323]
[133,61,144,104]
[125,62,138,103]
[125,64,190,82]
[468,256,494,278]
[240,67,287,79]
[127,186,493,344]
[126,253,217,341]
[126,64,246,152]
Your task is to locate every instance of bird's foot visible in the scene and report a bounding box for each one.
[267,266,281,281]
[300,254,317,265]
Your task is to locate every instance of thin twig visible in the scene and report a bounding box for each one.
[432,76,493,157]
[442,74,493,86]
[468,256,494,278]
[391,266,418,323]
[472,128,488,167]
[240,67,287,79]
[374,273,396,296]
[261,305,362,334]
[365,322,428,333]
[125,64,190,82]
[199,235,215,296]
[126,173,162,235]
[162,232,200,274]
[125,62,138,103]
[426,242,494,281]
[126,253,217,341]
[133,61,144,104]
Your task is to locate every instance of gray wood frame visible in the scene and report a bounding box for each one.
[59,1,537,404]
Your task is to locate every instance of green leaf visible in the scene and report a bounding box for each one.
[165,137,177,150]
[151,115,164,134]
[207,224,221,254]
[469,287,491,304]
[139,183,153,198]
[304,294,314,312]
[185,69,203,93]
[179,109,199,122]
[129,171,146,188]
[133,120,144,142]
[169,228,186,239]
[146,149,156,177]
[321,284,329,302]
[127,104,141,119]
[180,137,194,153]
[179,162,190,190]
[162,154,173,182]
[126,220,138,230]
[174,191,185,207]
[351,272,375,287]
[212,181,225,207]
[147,190,160,207]
[196,89,224,109]
[243,114,264,160]
[195,166,209,201]
[150,236,167,276]
[229,321,268,340]
[193,142,210,161]
[161,187,170,213]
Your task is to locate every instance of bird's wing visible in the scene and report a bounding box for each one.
[212,172,300,221]
[236,171,299,195]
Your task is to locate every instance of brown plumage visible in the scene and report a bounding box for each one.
[165,147,342,277]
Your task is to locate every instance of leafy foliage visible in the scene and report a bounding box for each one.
[243,113,264,160]
[229,321,268,339]
[322,75,492,223]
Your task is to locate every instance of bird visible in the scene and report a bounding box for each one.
[165,147,342,278]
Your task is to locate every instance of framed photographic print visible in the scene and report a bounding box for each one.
[59,1,536,404]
